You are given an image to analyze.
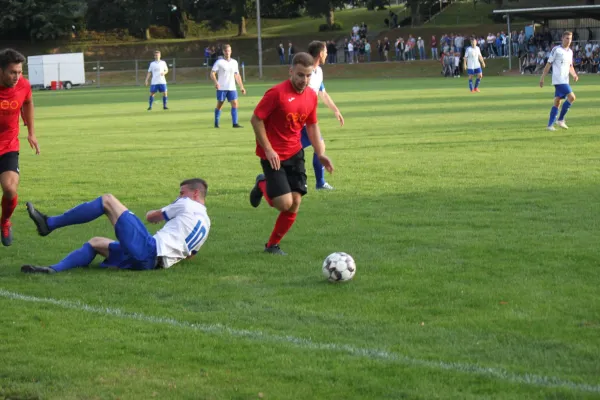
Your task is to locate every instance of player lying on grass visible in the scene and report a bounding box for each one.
[21,178,211,274]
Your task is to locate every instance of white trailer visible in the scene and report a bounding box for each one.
[27,53,86,90]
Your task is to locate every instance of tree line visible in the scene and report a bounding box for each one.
[0,0,534,42]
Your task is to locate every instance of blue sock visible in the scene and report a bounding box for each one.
[469,79,473,91]
[47,197,104,231]
[163,96,168,108]
[548,106,559,126]
[475,78,481,89]
[231,108,238,125]
[148,96,154,108]
[313,153,326,188]
[558,101,571,121]
[215,108,221,126]
[51,243,97,272]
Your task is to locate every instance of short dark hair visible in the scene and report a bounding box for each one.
[180,178,208,198]
[307,41,326,58]
[0,49,25,71]
[292,52,314,68]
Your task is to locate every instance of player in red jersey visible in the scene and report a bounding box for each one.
[0,49,40,246]
[248,52,334,255]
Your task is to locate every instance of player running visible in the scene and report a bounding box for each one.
[540,31,578,131]
[210,44,246,128]
[302,40,344,190]
[248,53,334,255]
[22,179,210,273]
[145,50,169,110]
[463,37,486,93]
[0,48,40,246]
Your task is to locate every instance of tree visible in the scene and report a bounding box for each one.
[231,0,254,36]
[304,0,348,28]
[0,0,86,41]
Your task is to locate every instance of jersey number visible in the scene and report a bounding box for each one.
[186,221,207,251]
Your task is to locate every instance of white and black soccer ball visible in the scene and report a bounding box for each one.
[322,252,356,282]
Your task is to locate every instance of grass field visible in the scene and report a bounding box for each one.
[1,76,600,399]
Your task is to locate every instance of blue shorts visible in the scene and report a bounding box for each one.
[150,84,167,93]
[554,84,573,99]
[300,126,323,149]
[467,68,482,75]
[100,211,158,270]
[216,90,238,102]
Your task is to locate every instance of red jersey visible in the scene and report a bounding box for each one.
[0,77,31,156]
[254,80,318,161]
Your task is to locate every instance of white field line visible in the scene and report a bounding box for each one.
[1,288,599,393]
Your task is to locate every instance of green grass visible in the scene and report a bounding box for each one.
[427,1,498,26]
[1,76,600,399]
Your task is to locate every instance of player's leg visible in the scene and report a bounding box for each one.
[215,91,226,128]
[148,86,157,110]
[0,154,19,246]
[26,194,127,237]
[557,91,576,129]
[467,69,474,91]
[230,91,242,128]
[161,85,168,110]
[547,95,562,130]
[264,151,307,255]
[21,237,110,274]
[474,70,482,92]
[300,126,332,190]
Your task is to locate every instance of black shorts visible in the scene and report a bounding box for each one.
[0,152,19,175]
[260,149,307,199]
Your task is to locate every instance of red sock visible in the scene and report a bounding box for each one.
[267,211,297,247]
[1,194,18,225]
[258,180,273,207]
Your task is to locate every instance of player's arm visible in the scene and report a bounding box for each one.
[234,72,246,94]
[478,53,486,68]
[210,63,220,89]
[147,198,185,224]
[539,62,552,87]
[145,71,152,86]
[305,123,333,173]
[162,62,169,76]
[318,89,344,126]
[252,89,280,169]
[22,96,40,154]
[569,64,579,81]
[146,210,165,224]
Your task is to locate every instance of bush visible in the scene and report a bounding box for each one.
[318,22,344,32]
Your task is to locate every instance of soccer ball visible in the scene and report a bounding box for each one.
[322,252,356,282]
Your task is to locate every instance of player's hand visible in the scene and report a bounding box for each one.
[539,79,544,88]
[265,148,280,170]
[318,154,334,173]
[482,62,486,68]
[241,88,247,95]
[215,83,220,90]
[28,134,40,155]
[145,81,149,87]
[573,74,579,82]
[334,110,344,127]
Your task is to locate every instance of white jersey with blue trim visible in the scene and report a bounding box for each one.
[148,60,168,85]
[548,45,573,85]
[308,65,325,94]
[465,46,482,70]
[155,197,211,268]
[212,58,239,91]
